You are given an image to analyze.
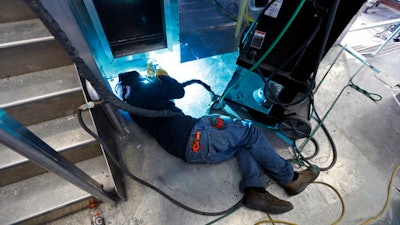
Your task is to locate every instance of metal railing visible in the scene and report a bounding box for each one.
[0,108,117,205]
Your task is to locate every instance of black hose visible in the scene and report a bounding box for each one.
[311,110,337,171]
[291,100,337,171]
[77,108,243,215]
[182,79,216,97]
[300,137,320,161]
[77,108,243,216]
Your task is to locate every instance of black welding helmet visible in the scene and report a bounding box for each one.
[118,70,145,101]
[118,70,142,86]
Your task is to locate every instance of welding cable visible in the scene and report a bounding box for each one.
[309,101,337,171]
[295,63,384,171]
[291,137,320,162]
[288,99,337,172]
[182,79,222,116]
[290,122,337,171]
[253,181,346,225]
[204,204,242,225]
[76,107,244,216]
[181,79,217,97]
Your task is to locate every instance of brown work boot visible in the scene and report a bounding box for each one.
[243,187,293,214]
[284,166,320,196]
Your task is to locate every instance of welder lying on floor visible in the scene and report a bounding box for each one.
[119,68,319,214]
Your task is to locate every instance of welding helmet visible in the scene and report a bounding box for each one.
[117,70,142,100]
[119,70,141,86]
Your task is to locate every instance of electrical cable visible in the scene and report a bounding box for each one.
[313,181,346,225]
[26,0,394,223]
[313,45,346,93]
[290,105,337,171]
[76,77,332,221]
[77,107,244,216]
[255,220,298,225]
[181,79,217,97]
[252,166,400,225]
[291,137,320,162]
[309,103,337,171]
[361,165,400,225]
[25,0,244,217]
[204,205,242,225]
[286,82,337,171]
[348,79,382,102]
[296,63,382,170]
[254,181,346,225]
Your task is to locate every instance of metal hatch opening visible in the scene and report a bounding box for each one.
[92,0,167,58]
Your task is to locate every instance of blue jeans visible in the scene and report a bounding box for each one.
[185,114,294,192]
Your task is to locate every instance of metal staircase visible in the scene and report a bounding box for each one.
[0,0,120,224]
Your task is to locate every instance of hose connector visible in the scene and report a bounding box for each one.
[79,100,104,110]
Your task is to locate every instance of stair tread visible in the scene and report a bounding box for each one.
[0,156,114,225]
[0,65,80,108]
[0,112,97,170]
[0,18,52,46]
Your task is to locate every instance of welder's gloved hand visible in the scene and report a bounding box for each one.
[155,68,169,80]
[146,59,169,80]
[146,59,156,77]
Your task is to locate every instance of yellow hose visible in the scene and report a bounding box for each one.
[361,165,400,225]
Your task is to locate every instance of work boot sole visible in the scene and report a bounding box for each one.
[243,198,294,214]
[243,189,294,214]
[286,169,320,195]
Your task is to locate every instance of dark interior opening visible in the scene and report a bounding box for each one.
[93,0,167,57]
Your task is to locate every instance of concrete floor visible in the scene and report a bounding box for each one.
[47,3,400,225]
